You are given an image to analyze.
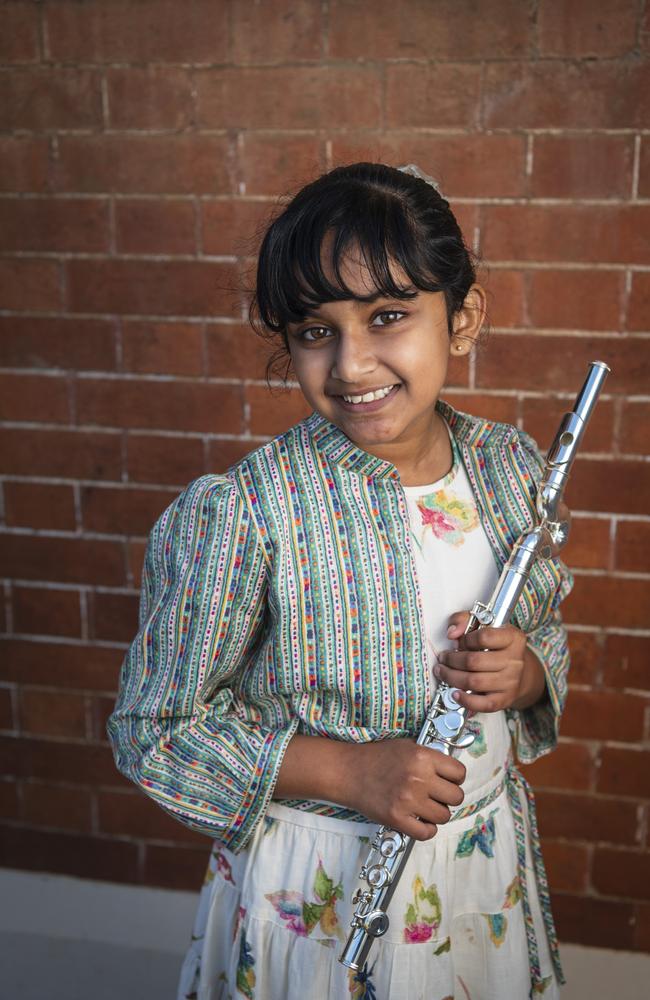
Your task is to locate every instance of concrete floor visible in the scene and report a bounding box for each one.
[2,869,649,999]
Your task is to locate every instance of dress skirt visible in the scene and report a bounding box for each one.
[177,757,562,1000]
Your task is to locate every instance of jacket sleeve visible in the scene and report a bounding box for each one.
[107,474,298,851]
[507,431,574,764]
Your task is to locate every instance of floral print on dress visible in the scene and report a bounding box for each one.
[415,488,479,547]
[348,962,378,999]
[464,717,487,757]
[265,859,344,941]
[533,976,555,994]
[455,810,498,859]
[403,876,442,943]
[482,912,507,947]
[235,925,256,999]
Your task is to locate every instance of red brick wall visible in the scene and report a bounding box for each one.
[1,0,649,953]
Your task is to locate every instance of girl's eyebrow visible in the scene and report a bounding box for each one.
[303,288,418,318]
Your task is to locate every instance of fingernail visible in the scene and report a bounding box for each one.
[447,625,456,637]
[434,665,441,678]
[453,691,461,702]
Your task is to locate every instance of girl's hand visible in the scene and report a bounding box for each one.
[352,739,466,841]
[435,611,546,714]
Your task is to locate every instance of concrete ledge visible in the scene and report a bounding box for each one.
[1,869,648,999]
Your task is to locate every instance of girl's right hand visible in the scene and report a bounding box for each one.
[350,740,466,841]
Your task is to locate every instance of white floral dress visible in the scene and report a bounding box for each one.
[177,444,562,1000]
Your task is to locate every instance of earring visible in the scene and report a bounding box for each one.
[454,343,464,352]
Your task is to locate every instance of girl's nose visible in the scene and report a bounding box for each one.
[331,332,377,384]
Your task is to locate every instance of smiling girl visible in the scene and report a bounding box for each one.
[109,163,572,1000]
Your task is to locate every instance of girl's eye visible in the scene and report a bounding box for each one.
[372,310,407,326]
[300,325,332,342]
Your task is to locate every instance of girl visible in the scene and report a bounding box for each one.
[108,163,572,1000]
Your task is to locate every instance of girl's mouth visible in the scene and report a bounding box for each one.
[336,384,400,413]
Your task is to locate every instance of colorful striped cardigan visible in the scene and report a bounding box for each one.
[108,402,573,852]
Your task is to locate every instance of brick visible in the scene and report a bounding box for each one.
[0,258,61,312]
[197,66,382,129]
[521,396,613,455]
[551,893,636,950]
[540,840,589,892]
[19,687,86,738]
[232,0,322,63]
[562,574,650,630]
[115,200,197,256]
[329,0,533,59]
[639,141,650,199]
[0,137,50,192]
[560,517,611,571]
[13,586,82,641]
[240,135,325,197]
[0,317,116,371]
[483,60,650,129]
[0,780,19,819]
[205,324,271,380]
[106,67,194,129]
[0,428,122,480]
[46,0,230,63]
[97,789,205,845]
[81,485,177,535]
[0,688,14,730]
[616,520,650,573]
[593,847,650,902]
[476,334,645,393]
[121,321,203,376]
[525,740,596,792]
[483,204,650,265]
[567,631,605,686]
[0,69,103,130]
[206,438,259,474]
[568,459,650,516]
[0,825,138,883]
[528,270,625,332]
[536,790,640,846]
[66,259,239,318]
[76,377,244,435]
[22,781,92,833]
[91,693,118,744]
[91,592,140,645]
[332,133,527,199]
[538,0,638,57]
[0,1,40,62]
[143,842,209,890]
[482,270,526,329]
[0,373,70,424]
[603,634,650,690]
[0,639,122,692]
[201,200,273,256]
[55,135,234,195]
[562,689,646,742]
[126,433,205,486]
[1,734,123,786]
[0,197,109,253]
[128,540,148,589]
[247,385,312,437]
[598,748,650,798]
[0,534,126,587]
[5,482,76,532]
[386,64,482,129]
[627,272,650,330]
[442,391,518,426]
[531,135,634,200]
[620,401,650,455]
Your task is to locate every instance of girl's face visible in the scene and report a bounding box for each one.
[286,249,484,474]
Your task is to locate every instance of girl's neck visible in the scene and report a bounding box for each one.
[364,411,453,487]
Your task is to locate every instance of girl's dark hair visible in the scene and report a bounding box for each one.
[250,162,477,380]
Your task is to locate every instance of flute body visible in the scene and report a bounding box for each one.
[339,361,610,972]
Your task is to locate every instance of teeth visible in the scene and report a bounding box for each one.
[342,385,395,404]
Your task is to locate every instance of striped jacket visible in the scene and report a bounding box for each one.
[108,403,573,852]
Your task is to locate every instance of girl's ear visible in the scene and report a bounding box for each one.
[449,284,487,355]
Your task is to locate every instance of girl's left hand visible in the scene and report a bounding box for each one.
[435,611,538,713]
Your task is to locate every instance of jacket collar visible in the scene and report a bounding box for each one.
[305,401,519,479]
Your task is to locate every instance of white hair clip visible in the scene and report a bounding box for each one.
[397,163,443,197]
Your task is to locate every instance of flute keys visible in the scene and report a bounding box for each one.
[367,864,390,888]
[379,832,404,858]
[434,710,463,739]
[442,687,461,711]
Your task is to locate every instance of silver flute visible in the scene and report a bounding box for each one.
[339,360,610,972]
